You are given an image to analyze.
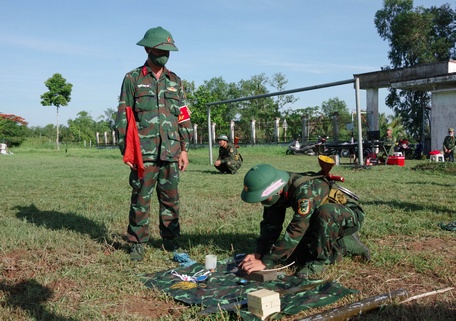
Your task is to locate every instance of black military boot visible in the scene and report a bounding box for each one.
[162,238,180,252]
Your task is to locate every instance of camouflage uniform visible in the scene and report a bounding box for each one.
[443,132,455,162]
[215,142,243,174]
[255,172,366,269]
[115,64,193,244]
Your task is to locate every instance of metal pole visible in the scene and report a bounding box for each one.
[355,77,364,164]
[207,79,354,107]
[205,78,356,164]
[207,105,213,164]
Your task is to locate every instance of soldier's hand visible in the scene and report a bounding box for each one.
[126,162,136,170]
[239,253,265,274]
[179,151,189,172]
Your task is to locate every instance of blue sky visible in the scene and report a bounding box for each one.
[0,0,450,127]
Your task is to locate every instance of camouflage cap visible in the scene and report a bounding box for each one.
[387,127,393,131]
[137,26,178,51]
[449,128,454,132]
[241,164,289,203]
[216,135,229,142]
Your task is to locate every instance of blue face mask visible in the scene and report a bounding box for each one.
[148,51,169,67]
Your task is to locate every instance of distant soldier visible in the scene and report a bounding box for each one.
[214,135,243,174]
[443,127,455,162]
[238,158,370,279]
[382,127,396,156]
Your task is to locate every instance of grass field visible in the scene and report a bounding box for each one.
[1,146,455,321]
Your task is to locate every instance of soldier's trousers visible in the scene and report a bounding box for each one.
[215,159,242,174]
[444,151,454,162]
[293,201,365,265]
[127,161,180,243]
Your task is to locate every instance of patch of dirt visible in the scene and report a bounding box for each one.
[103,295,185,320]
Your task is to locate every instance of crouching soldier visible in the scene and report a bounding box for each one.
[239,157,370,278]
[214,134,243,174]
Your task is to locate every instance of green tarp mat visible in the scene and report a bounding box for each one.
[440,220,456,231]
[141,257,357,320]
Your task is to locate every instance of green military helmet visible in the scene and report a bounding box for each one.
[136,26,178,51]
[241,164,289,203]
[216,134,229,142]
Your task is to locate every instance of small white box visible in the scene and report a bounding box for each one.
[248,305,281,320]
[247,289,281,319]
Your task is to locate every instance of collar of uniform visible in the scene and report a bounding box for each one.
[141,63,170,78]
[283,183,291,201]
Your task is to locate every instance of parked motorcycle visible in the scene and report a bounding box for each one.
[286,138,316,155]
[314,136,331,156]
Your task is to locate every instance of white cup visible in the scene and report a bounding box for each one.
[205,254,217,270]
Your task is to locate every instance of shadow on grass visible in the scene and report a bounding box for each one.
[185,169,238,175]
[362,199,450,215]
[406,180,454,187]
[14,204,108,242]
[147,231,259,254]
[370,301,456,321]
[0,279,77,321]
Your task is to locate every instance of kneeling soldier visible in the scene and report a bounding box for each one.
[239,159,370,278]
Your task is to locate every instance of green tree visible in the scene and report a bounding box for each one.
[320,98,351,141]
[40,73,73,150]
[282,106,322,141]
[67,111,111,145]
[101,108,117,130]
[67,111,95,143]
[269,72,299,114]
[375,0,456,140]
[186,77,241,140]
[0,113,28,147]
[237,74,274,122]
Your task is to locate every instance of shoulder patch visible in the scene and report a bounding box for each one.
[297,198,311,216]
[229,148,234,153]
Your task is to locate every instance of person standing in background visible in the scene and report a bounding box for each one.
[443,127,455,162]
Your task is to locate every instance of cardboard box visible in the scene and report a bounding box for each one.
[247,289,279,306]
[248,305,281,320]
[247,289,281,320]
[387,155,405,166]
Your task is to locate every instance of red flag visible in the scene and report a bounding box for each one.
[123,107,145,179]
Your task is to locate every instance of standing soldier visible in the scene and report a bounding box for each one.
[115,26,193,261]
[214,134,243,174]
[443,127,455,162]
[382,127,396,156]
[238,157,369,278]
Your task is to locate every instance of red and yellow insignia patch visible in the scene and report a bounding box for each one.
[178,105,191,123]
[297,198,311,216]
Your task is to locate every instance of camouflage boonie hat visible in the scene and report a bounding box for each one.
[216,135,229,142]
[449,128,454,132]
[137,26,178,51]
[241,164,289,203]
